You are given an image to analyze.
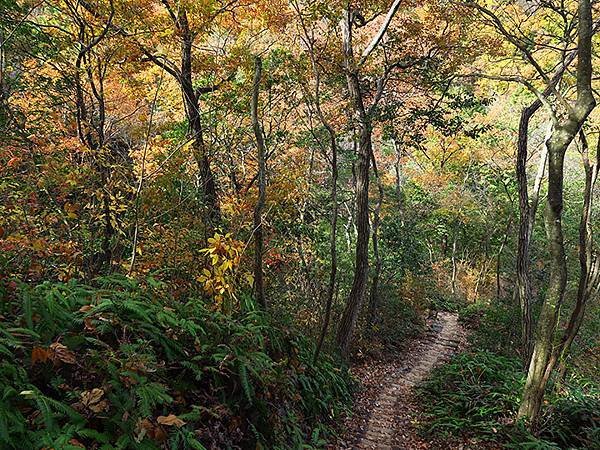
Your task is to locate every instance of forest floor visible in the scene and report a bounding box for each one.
[335,312,501,450]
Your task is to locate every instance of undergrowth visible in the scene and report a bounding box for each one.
[417,298,599,450]
[355,286,423,357]
[459,300,521,358]
[0,276,352,449]
[417,351,600,449]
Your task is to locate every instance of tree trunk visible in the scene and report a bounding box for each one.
[496,217,512,300]
[518,135,569,422]
[518,1,596,425]
[368,152,384,327]
[251,56,267,309]
[179,10,220,226]
[515,105,533,363]
[451,234,457,295]
[393,138,404,213]
[516,106,550,365]
[336,9,372,356]
[72,9,115,273]
[307,48,339,363]
[555,132,600,379]
[514,47,577,367]
[314,120,338,363]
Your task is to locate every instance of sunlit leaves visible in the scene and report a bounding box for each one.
[197,233,251,310]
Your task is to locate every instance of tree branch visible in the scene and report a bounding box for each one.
[359,0,403,66]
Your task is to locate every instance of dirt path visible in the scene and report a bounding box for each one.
[353,312,465,450]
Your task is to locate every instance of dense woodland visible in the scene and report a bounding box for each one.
[1,0,599,448]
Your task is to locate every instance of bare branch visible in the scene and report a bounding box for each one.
[359,0,402,66]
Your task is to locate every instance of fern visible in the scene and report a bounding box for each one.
[135,382,173,417]
[0,277,351,449]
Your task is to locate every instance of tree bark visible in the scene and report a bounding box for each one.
[251,56,267,309]
[516,103,537,364]
[302,38,340,363]
[516,102,554,366]
[511,46,578,367]
[71,1,115,273]
[314,119,338,363]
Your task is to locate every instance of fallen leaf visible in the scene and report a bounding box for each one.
[157,414,186,428]
[84,317,96,331]
[135,418,154,443]
[49,342,76,364]
[68,438,85,448]
[153,426,168,442]
[31,347,50,365]
[135,418,168,443]
[81,388,108,413]
[7,156,20,168]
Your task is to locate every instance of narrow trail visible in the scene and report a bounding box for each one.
[355,312,464,450]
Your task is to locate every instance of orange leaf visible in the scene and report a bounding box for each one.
[157,414,186,428]
[31,347,50,365]
[153,426,168,442]
[7,156,20,168]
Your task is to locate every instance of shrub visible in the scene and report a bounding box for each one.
[0,276,351,449]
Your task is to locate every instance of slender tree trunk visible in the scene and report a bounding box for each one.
[368,152,384,327]
[518,137,569,423]
[518,1,596,425]
[392,138,404,212]
[305,49,339,362]
[496,217,512,300]
[555,132,600,380]
[514,49,577,367]
[516,105,545,365]
[315,123,338,362]
[336,9,372,356]
[71,9,115,273]
[251,56,267,309]
[451,234,457,295]
[179,10,220,226]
